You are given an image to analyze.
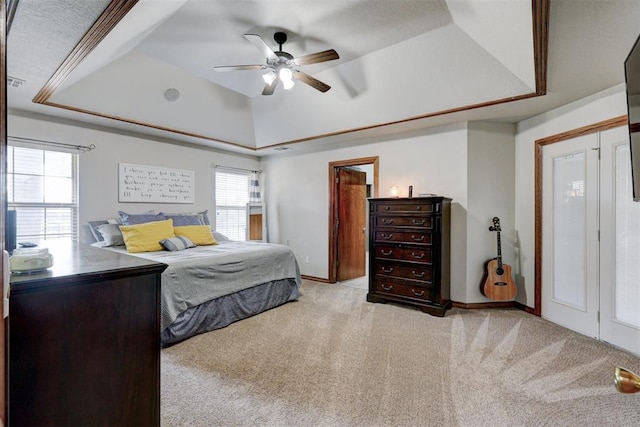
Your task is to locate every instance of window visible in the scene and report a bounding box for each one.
[7,144,79,241]
[215,170,250,241]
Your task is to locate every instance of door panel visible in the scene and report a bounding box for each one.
[599,127,640,355]
[542,134,599,338]
[337,168,366,281]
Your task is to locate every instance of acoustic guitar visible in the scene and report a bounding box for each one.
[480,217,517,301]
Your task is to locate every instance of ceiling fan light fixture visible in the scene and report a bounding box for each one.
[262,71,276,85]
[279,67,294,90]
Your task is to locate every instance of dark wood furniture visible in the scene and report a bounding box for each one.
[367,196,452,316]
[8,241,167,426]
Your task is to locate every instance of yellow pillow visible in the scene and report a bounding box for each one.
[173,225,217,246]
[120,219,176,253]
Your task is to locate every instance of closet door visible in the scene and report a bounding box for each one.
[541,134,600,338]
[599,126,640,355]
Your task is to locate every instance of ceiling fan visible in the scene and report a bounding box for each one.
[214,32,339,96]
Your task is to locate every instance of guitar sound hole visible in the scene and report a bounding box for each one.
[496,267,504,275]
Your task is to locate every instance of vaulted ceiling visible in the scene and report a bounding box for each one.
[7,0,640,156]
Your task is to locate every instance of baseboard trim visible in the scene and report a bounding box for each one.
[452,300,516,310]
[301,275,331,284]
[451,300,538,315]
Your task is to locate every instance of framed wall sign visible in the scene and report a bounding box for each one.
[118,163,194,203]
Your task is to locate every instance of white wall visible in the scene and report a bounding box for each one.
[467,121,517,302]
[262,123,471,299]
[514,84,628,308]
[8,113,260,243]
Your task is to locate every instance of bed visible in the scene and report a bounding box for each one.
[98,239,301,346]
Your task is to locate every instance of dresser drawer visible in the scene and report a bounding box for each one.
[373,277,434,302]
[373,262,433,283]
[374,245,432,264]
[375,216,434,229]
[373,201,439,214]
[374,230,432,245]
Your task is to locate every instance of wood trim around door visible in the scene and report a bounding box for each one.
[533,115,628,316]
[328,156,379,283]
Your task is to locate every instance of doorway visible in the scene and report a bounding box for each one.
[328,157,379,283]
[538,120,640,355]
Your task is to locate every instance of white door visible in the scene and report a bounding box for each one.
[542,134,600,338]
[599,126,640,355]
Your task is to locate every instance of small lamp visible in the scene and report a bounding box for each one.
[390,186,400,197]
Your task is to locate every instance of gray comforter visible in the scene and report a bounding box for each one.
[105,241,301,329]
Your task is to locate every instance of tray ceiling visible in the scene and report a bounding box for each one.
[6,0,640,155]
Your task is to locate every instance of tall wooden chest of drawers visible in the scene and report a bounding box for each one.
[367,197,452,316]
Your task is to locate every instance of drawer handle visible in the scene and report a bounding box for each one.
[385,206,390,210]
[381,283,393,291]
[382,218,394,225]
[412,271,425,278]
[411,235,425,242]
[382,267,394,273]
[381,249,393,256]
[412,219,426,225]
[411,289,425,297]
[381,233,394,240]
[417,206,422,210]
[411,252,425,259]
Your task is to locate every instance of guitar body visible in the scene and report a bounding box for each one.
[480,217,517,301]
[480,258,517,301]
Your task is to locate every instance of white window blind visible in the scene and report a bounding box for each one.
[7,145,79,241]
[215,170,250,241]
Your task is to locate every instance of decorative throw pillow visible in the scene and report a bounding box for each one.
[163,214,204,226]
[173,225,217,246]
[162,210,211,225]
[120,219,175,253]
[95,223,125,246]
[212,231,230,242]
[160,236,196,252]
[118,210,166,225]
[88,218,120,241]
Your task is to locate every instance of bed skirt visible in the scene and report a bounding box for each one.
[161,278,299,347]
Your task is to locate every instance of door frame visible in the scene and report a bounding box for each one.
[1,0,8,422]
[533,116,628,316]
[328,156,379,283]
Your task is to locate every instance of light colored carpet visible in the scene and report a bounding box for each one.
[161,280,640,426]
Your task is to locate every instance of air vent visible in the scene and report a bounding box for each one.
[7,76,25,88]
[274,147,290,151]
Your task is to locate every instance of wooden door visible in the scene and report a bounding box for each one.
[336,168,366,281]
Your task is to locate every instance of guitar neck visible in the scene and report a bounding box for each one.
[496,231,503,269]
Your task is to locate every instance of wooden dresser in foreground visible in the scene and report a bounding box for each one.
[9,241,167,426]
[367,196,452,316]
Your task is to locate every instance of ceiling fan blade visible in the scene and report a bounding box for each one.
[244,34,278,60]
[293,71,331,92]
[214,64,265,72]
[294,49,339,66]
[262,79,278,96]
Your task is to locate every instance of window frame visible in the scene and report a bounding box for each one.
[214,168,252,242]
[7,142,80,242]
